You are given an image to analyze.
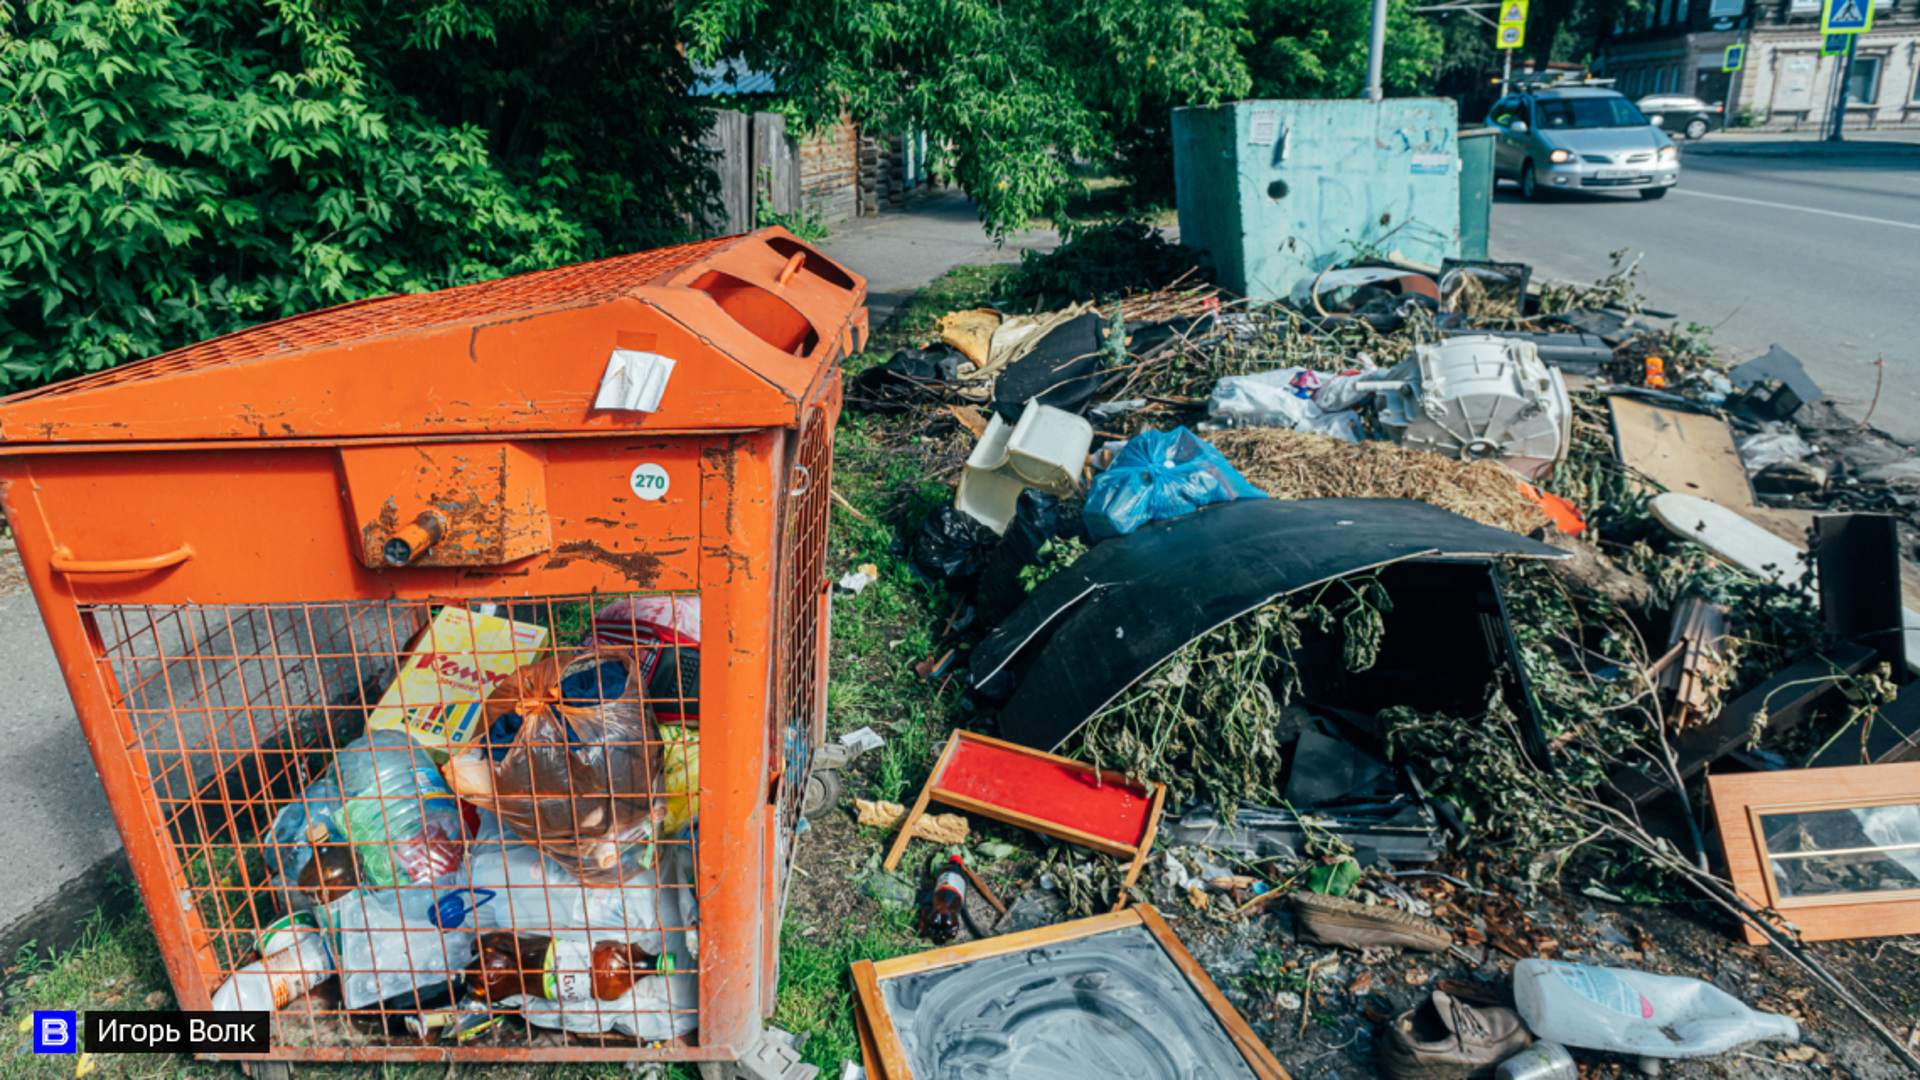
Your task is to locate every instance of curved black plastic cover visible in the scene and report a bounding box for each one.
[972,497,1565,751]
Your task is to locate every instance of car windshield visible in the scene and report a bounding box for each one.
[1537,96,1649,129]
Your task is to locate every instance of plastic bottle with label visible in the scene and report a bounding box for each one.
[211,930,335,1012]
[462,843,669,955]
[1513,959,1799,1074]
[923,855,967,945]
[465,931,672,1003]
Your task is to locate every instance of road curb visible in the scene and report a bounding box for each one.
[1683,139,1920,157]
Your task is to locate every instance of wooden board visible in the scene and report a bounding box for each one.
[884,730,1165,911]
[1652,492,1805,587]
[1709,763,1920,944]
[852,906,1290,1080]
[1611,396,1755,509]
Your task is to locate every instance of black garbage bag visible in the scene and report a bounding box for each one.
[990,312,1104,422]
[976,490,1066,622]
[912,506,999,585]
[848,345,966,413]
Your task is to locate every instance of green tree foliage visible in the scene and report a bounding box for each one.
[679,0,1252,238]
[0,0,713,390]
[1243,0,1444,99]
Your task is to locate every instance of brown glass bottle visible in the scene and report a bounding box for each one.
[295,822,360,905]
[922,855,967,945]
[466,931,671,1003]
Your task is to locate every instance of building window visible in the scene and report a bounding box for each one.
[1846,56,1881,105]
[1660,0,1674,22]
[1913,67,1920,103]
[1708,0,1742,16]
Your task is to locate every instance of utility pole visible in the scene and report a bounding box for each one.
[1826,34,1856,142]
[1366,0,1389,100]
[1502,47,1513,98]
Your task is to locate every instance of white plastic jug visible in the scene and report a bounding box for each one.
[1514,960,1798,1075]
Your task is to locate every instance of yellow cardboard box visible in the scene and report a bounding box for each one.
[366,607,550,756]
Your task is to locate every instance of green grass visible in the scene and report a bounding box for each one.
[770,911,919,1070]
[860,263,1020,360]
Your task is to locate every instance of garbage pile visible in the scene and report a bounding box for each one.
[831,245,1920,1078]
[213,600,703,1049]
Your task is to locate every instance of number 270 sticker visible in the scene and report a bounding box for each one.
[629,463,670,501]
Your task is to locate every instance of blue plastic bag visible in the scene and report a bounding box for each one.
[1084,428,1265,539]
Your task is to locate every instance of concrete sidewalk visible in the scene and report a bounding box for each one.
[0,186,1067,968]
[816,187,1062,330]
[0,543,133,968]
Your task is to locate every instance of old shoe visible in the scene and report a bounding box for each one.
[1292,891,1453,953]
[1381,990,1533,1080]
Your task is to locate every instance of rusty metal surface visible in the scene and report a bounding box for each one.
[339,443,554,569]
[0,228,866,445]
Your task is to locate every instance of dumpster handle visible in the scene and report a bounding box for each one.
[51,543,195,574]
[777,252,806,287]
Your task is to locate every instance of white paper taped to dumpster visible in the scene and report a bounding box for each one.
[595,349,676,412]
[1411,152,1453,175]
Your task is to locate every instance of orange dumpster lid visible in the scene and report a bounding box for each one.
[0,228,865,447]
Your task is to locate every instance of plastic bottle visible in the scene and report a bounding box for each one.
[1514,960,1799,1074]
[297,822,361,906]
[266,774,342,884]
[334,730,466,888]
[1495,1041,1577,1080]
[211,931,334,1012]
[463,843,669,955]
[923,855,967,944]
[466,931,672,1003]
[328,881,479,1010]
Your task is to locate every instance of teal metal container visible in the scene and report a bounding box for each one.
[1172,99,1462,302]
[1458,127,1497,260]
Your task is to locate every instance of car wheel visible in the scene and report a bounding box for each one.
[1685,119,1709,140]
[1640,187,1669,200]
[1521,161,1544,201]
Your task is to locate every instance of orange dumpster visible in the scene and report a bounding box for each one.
[0,227,864,1070]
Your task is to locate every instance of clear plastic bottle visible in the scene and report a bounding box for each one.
[1514,960,1799,1073]
[334,730,466,888]
[266,774,342,885]
[211,931,335,1012]
[328,879,479,1010]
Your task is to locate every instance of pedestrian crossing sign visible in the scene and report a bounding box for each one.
[1821,0,1871,35]
[1497,0,1527,49]
[1822,32,1848,53]
[1722,44,1745,71]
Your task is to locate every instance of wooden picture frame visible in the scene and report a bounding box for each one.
[1709,761,1920,944]
[882,730,1165,912]
[849,905,1289,1080]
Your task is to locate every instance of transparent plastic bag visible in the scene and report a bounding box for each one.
[1083,427,1266,539]
[444,647,666,884]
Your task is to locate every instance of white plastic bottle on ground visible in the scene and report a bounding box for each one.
[211,931,335,1011]
[1513,959,1799,1075]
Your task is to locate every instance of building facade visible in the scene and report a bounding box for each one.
[1598,0,1920,128]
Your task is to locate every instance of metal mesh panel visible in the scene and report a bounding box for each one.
[773,405,833,883]
[13,237,732,401]
[82,593,703,1056]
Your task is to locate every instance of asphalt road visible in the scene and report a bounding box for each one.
[1488,145,1920,444]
